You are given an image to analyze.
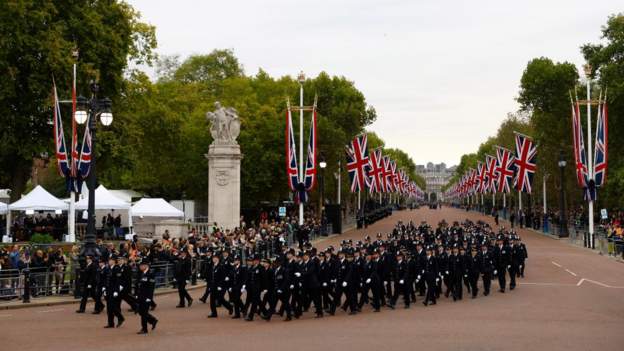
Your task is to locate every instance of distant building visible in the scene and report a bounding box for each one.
[415,162,456,201]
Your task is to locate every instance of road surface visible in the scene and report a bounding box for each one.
[2,207,623,351]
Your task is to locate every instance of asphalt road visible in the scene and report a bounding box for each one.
[2,207,623,351]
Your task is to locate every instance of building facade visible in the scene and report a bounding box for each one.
[415,162,456,201]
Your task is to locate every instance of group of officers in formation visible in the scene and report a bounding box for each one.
[75,219,528,333]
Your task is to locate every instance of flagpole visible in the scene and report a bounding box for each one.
[298,72,305,226]
[503,192,506,208]
[337,160,341,205]
[584,65,595,248]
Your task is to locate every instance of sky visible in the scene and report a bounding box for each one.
[127,0,619,166]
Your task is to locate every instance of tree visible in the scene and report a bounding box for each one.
[0,0,156,200]
[582,13,624,209]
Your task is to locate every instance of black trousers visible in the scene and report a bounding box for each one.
[210,289,231,316]
[519,260,526,277]
[320,283,334,310]
[497,266,506,291]
[276,290,292,318]
[509,265,517,289]
[245,289,261,319]
[138,300,157,331]
[365,282,381,309]
[333,285,357,312]
[469,272,479,297]
[383,279,393,302]
[229,289,244,317]
[79,286,104,312]
[391,281,410,307]
[106,295,123,326]
[482,272,492,294]
[177,281,192,306]
[451,275,463,300]
[424,278,437,304]
[121,291,137,310]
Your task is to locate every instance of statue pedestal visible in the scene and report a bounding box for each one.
[206,143,242,231]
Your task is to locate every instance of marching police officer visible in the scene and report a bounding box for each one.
[76,255,104,313]
[208,254,233,318]
[103,255,124,328]
[479,243,494,296]
[136,259,158,334]
[174,249,193,308]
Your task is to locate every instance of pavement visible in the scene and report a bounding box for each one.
[2,207,623,351]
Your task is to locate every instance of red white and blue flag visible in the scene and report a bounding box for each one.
[380,156,392,193]
[485,154,498,193]
[76,117,92,181]
[571,99,589,188]
[367,148,384,193]
[495,146,515,194]
[52,80,70,178]
[286,107,299,192]
[346,134,370,193]
[594,99,608,188]
[513,132,538,194]
[303,109,317,192]
[477,162,487,194]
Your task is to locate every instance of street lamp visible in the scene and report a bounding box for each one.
[319,153,326,214]
[78,81,114,258]
[558,150,568,237]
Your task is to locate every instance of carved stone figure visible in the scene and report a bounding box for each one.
[206,101,240,144]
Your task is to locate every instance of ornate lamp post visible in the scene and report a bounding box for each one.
[76,81,113,258]
[558,150,568,237]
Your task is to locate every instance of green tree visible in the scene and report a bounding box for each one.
[0,0,156,200]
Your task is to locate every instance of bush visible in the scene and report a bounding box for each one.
[30,233,54,244]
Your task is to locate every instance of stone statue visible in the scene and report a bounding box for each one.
[206,101,240,144]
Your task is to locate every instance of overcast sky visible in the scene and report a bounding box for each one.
[128,0,618,166]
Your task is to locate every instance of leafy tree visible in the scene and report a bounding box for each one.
[0,0,156,200]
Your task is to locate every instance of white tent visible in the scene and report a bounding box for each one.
[131,198,184,217]
[0,202,7,214]
[75,185,131,210]
[9,185,68,211]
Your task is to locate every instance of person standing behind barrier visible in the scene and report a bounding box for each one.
[136,259,158,334]
[76,255,103,313]
[103,255,124,328]
[174,250,193,308]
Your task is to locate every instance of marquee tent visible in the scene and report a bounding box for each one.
[75,185,131,210]
[131,198,184,218]
[9,185,68,211]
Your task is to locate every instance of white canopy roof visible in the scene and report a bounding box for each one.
[131,198,184,217]
[75,185,131,210]
[9,185,69,211]
[0,202,7,214]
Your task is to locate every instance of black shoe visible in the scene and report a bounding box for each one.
[228,305,233,315]
[284,316,292,322]
[75,310,85,313]
[373,308,380,312]
[315,313,323,318]
[104,325,114,328]
[92,310,101,315]
[152,320,158,330]
[150,303,157,311]
[499,289,505,293]
[188,298,193,307]
[208,314,218,318]
[176,304,185,308]
[348,311,357,315]
[245,316,254,322]
[422,301,428,306]
[388,304,395,310]
[232,315,241,319]
[199,297,207,304]
[117,317,125,328]
[510,286,515,290]
[137,330,148,335]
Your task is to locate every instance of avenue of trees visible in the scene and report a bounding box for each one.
[443,14,624,213]
[0,1,423,210]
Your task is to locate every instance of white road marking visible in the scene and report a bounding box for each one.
[37,308,64,313]
[565,269,578,277]
[551,261,562,267]
[576,279,585,286]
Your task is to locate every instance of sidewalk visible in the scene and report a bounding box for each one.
[0,283,206,310]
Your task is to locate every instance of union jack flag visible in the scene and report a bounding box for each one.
[513,132,538,194]
[485,154,498,193]
[380,156,392,193]
[367,148,384,193]
[477,162,487,194]
[571,99,588,188]
[76,120,92,181]
[346,134,370,192]
[52,80,70,178]
[285,107,299,192]
[495,146,514,193]
[303,109,317,192]
[594,99,608,187]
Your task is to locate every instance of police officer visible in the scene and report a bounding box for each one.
[391,251,410,309]
[301,251,323,318]
[467,247,481,298]
[118,256,137,312]
[228,255,247,319]
[479,243,494,296]
[136,259,158,334]
[362,249,381,312]
[422,246,438,306]
[76,255,103,313]
[271,257,292,321]
[244,255,264,321]
[318,251,334,314]
[448,245,463,301]
[493,237,511,293]
[103,255,124,328]
[208,254,233,318]
[174,250,193,308]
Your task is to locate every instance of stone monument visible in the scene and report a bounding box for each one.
[206,102,242,230]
